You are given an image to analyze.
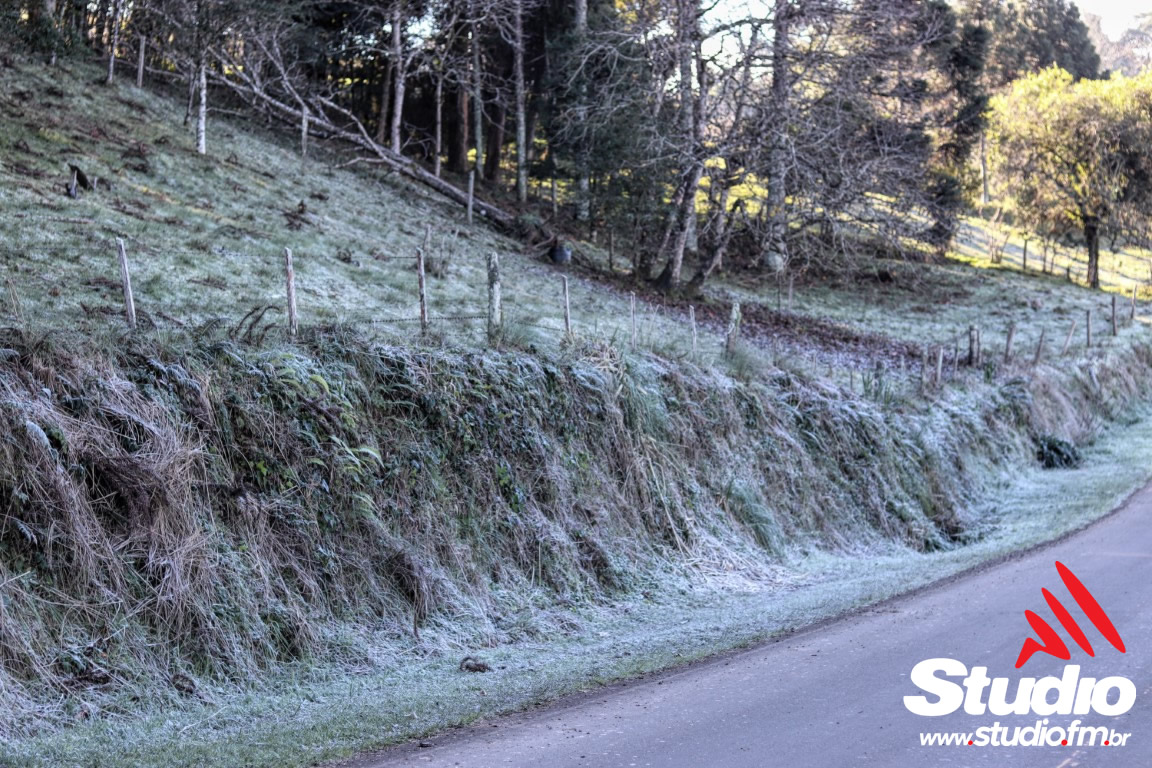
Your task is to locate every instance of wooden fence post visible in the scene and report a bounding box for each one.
[1033,328,1046,366]
[116,238,137,331]
[486,252,501,345]
[1112,295,1118,336]
[935,346,944,388]
[967,325,976,366]
[976,326,982,366]
[608,231,615,273]
[725,301,741,355]
[136,36,146,88]
[466,170,475,225]
[689,305,697,355]
[417,248,429,334]
[562,275,572,337]
[1132,286,1138,323]
[787,275,794,312]
[1085,309,1092,348]
[1003,321,1016,363]
[630,292,637,349]
[1060,319,1076,356]
[301,110,309,158]
[283,247,297,338]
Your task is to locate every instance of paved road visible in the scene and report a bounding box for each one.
[356,486,1152,768]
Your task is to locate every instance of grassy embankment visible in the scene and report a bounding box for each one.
[3,49,1152,767]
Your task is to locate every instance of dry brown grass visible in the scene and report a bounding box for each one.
[0,320,1150,740]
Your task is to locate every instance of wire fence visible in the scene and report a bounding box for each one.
[0,236,722,363]
[2,232,1148,401]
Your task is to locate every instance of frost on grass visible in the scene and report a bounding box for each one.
[4,53,1152,768]
[1,323,1151,768]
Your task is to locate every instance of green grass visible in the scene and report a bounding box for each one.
[9,405,1152,768]
[0,57,710,361]
[6,46,1152,768]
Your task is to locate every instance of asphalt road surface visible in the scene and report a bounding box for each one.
[355,484,1152,768]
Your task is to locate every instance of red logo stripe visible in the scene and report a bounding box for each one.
[1042,587,1095,657]
[1014,562,1125,668]
[1056,561,1126,653]
[1016,610,1071,668]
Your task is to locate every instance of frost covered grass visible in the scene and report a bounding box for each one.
[716,254,1152,364]
[8,406,1152,768]
[7,47,1152,768]
[0,55,708,361]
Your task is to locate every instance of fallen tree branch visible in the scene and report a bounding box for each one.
[208,45,516,232]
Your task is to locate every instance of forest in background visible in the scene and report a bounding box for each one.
[7,0,1150,295]
[5,3,1152,766]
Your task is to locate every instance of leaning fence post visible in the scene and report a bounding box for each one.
[630,292,637,349]
[417,248,429,334]
[689,305,697,355]
[1060,319,1076,356]
[1003,321,1016,363]
[562,275,572,337]
[283,247,297,338]
[466,170,475,225]
[486,252,502,345]
[116,238,136,331]
[725,301,741,355]
[1033,328,1046,366]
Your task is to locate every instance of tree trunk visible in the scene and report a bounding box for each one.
[389,5,405,155]
[374,59,393,145]
[449,84,469,173]
[655,0,702,291]
[484,102,506,184]
[136,35,146,88]
[99,0,112,51]
[1085,216,1101,289]
[765,0,792,271]
[694,183,739,284]
[196,56,207,155]
[513,0,527,204]
[657,164,704,290]
[184,65,196,126]
[471,3,484,180]
[433,74,444,178]
[979,131,989,205]
[106,0,121,84]
[574,0,590,221]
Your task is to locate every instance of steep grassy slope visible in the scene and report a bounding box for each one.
[4,47,1152,768]
[1,323,1150,746]
[0,54,705,358]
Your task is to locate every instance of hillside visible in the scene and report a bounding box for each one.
[4,52,1149,374]
[3,49,1152,768]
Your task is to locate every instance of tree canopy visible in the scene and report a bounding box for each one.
[988,67,1152,288]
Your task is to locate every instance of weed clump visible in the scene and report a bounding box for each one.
[1035,435,1082,469]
